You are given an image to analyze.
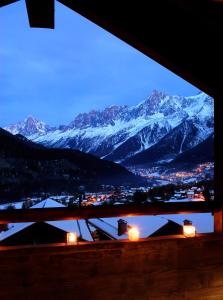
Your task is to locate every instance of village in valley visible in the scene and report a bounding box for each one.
[0,177,214,211]
[128,162,214,186]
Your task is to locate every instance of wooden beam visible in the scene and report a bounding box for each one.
[25,0,54,28]
[58,0,223,98]
[0,202,220,224]
[0,0,19,7]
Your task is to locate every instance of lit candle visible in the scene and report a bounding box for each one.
[128,227,139,241]
[183,220,196,237]
[67,232,77,245]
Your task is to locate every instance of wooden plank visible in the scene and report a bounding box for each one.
[0,202,220,224]
[25,0,54,28]
[0,234,223,300]
[0,0,19,7]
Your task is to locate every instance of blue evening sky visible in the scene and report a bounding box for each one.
[0,1,200,127]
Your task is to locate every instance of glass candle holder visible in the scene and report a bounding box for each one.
[67,232,77,245]
[128,227,139,241]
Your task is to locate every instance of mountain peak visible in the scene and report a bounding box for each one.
[150,89,167,98]
[4,115,52,137]
[132,90,169,117]
[26,114,37,121]
[69,105,129,129]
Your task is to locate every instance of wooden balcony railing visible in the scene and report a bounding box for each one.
[0,201,222,233]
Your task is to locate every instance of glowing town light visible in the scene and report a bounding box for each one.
[183,220,196,237]
[67,232,77,245]
[128,227,139,241]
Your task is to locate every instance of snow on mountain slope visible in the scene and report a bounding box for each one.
[4,115,54,137]
[4,91,214,165]
[29,110,179,160]
[123,116,213,166]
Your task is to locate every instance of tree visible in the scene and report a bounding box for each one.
[203,187,211,201]
[133,191,148,203]
[6,204,15,210]
[0,223,8,232]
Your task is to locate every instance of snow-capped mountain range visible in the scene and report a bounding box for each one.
[4,90,214,166]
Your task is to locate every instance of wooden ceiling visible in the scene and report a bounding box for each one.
[1,0,223,97]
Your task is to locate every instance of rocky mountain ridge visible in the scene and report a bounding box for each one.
[4,90,214,166]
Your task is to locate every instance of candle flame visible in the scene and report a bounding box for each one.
[67,232,77,244]
[128,227,139,241]
[183,225,196,237]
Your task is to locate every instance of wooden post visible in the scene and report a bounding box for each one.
[214,208,223,234]
[214,91,223,233]
[215,93,223,203]
[25,0,54,28]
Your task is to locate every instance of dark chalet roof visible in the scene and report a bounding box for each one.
[149,220,183,238]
